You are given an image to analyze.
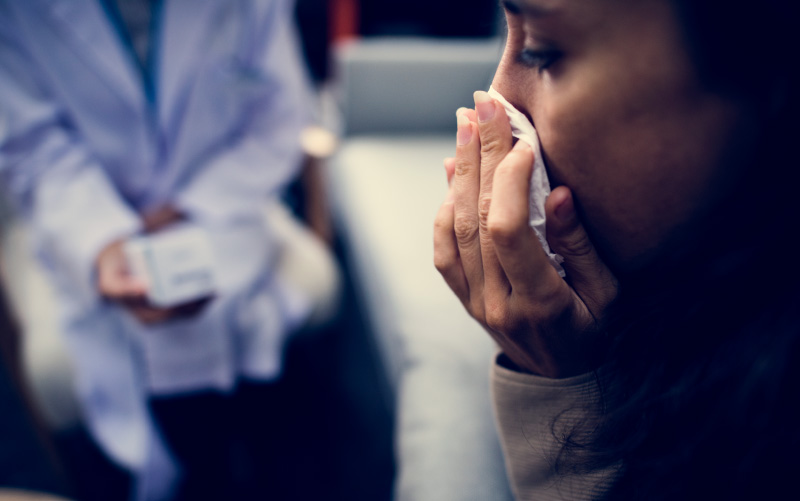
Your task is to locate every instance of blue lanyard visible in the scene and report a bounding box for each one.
[98,0,164,107]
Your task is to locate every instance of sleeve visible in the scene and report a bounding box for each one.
[490,354,616,501]
[0,7,141,307]
[175,0,314,224]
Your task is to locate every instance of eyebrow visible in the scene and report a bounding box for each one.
[501,0,557,17]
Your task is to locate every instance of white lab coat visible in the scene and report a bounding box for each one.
[0,0,314,498]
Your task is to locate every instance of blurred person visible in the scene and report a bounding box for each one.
[0,0,335,499]
[435,0,800,498]
[0,284,67,497]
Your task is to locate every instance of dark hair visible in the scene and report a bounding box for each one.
[560,1,800,499]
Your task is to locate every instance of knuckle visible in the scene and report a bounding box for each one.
[508,144,534,163]
[488,214,520,248]
[485,300,510,332]
[433,210,452,233]
[454,155,473,177]
[433,250,453,273]
[479,137,505,163]
[478,195,492,230]
[453,214,479,243]
[469,297,486,323]
[559,232,595,259]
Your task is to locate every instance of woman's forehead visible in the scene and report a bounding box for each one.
[501,0,564,17]
[502,0,657,18]
[504,0,679,38]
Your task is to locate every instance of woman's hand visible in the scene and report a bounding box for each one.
[433,91,619,378]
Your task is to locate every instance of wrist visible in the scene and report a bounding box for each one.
[497,352,535,375]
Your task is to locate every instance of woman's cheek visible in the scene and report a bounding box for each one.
[535,94,597,189]
[535,92,653,269]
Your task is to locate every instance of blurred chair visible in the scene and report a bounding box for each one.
[0,220,80,433]
[0,224,69,496]
[329,37,514,501]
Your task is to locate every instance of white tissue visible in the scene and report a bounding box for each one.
[487,87,565,277]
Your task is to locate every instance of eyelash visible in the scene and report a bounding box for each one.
[517,48,561,72]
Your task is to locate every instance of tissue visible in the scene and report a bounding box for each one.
[487,87,565,277]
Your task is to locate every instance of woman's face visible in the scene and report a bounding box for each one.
[493,0,756,272]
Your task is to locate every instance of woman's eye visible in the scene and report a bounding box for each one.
[517,48,561,72]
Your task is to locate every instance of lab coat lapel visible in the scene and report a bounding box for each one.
[41,0,145,112]
[157,0,221,128]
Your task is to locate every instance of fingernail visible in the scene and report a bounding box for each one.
[456,107,469,118]
[474,91,496,123]
[513,139,531,151]
[457,114,472,145]
[445,186,455,203]
[555,195,575,224]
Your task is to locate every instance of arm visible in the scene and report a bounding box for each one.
[434,90,621,498]
[491,355,616,500]
[175,0,314,224]
[0,9,140,309]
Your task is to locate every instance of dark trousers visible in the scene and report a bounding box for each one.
[149,380,284,501]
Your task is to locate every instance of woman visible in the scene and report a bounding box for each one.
[434,0,800,498]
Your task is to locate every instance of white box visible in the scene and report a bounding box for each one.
[124,225,217,308]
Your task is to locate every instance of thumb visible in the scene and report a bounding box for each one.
[97,244,148,299]
[99,269,148,300]
[546,187,618,314]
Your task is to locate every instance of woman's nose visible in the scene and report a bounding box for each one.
[490,57,511,96]
[490,56,529,116]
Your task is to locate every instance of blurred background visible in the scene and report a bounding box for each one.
[0,0,512,499]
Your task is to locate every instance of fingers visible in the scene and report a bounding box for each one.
[129,305,173,324]
[456,107,477,124]
[173,296,213,318]
[128,296,212,325]
[440,98,537,318]
[100,274,148,300]
[142,205,185,233]
[444,157,455,185]
[474,90,514,300]
[434,179,469,300]
[474,91,514,195]
[546,187,619,313]
[96,241,148,300]
[489,141,565,300]
[453,109,484,304]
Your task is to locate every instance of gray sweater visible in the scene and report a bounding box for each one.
[491,355,618,500]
